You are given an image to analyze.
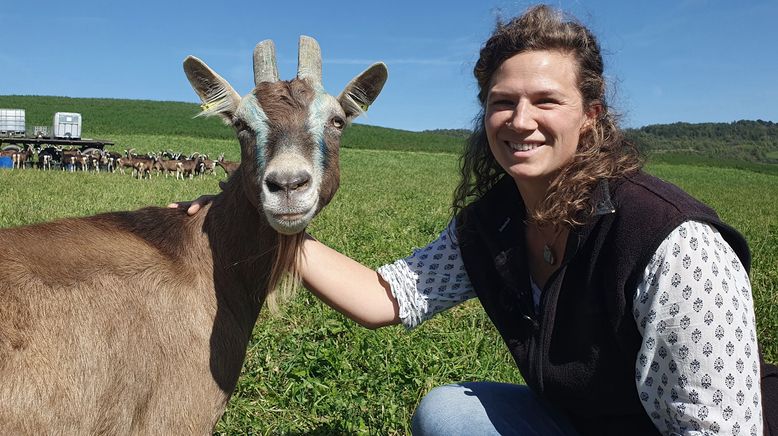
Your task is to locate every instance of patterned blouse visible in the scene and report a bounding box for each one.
[377,219,763,435]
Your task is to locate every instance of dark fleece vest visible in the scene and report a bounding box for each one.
[455,171,768,435]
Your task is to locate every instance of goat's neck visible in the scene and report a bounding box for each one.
[200,168,277,328]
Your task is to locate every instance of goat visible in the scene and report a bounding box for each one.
[96,153,110,173]
[154,156,185,180]
[41,154,52,171]
[10,151,20,169]
[200,157,218,176]
[135,161,152,179]
[123,149,152,174]
[104,150,123,173]
[11,147,25,170]
[38,146,59,170]
[10,145,34,169]
[82,149,105,173]
[178,155,204,179]
[79,154,90,172]
[0,36,386,434]
[60,148,82,172]
[216,154,241,178]
[121,150,156,179]
[115,156,135,175]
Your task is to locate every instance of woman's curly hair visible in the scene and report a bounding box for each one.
[452,4,643,227]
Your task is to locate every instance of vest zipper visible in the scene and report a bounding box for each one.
[531,263,568,394]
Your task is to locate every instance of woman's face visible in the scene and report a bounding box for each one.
[485,50,595,188]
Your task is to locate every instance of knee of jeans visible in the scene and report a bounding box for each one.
[411,384,465,434]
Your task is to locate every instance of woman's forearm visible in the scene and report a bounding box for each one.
[299,235,401,329]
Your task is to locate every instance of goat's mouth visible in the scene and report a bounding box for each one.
[274,212,306,221]
[265,207,317,235]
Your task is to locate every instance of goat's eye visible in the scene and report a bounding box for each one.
[331,117,345,129]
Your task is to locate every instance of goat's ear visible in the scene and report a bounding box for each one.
[183,56,241,122]
[337,62,388,122]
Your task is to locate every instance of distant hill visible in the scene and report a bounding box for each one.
[0,95,464,154]
[421,128,471,138]
[0,95,231,140]
[421,122,778,165]
[344,124,465,153]
[625,120,778,164]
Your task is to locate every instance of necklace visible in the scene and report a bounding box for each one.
[534,224,563,265]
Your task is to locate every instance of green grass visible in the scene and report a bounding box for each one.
[0,169,221,227]
[1,150,776,434]
[1,95,776,434]
[646,151,778,177]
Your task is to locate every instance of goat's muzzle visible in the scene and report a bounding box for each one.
[261,167,319,235]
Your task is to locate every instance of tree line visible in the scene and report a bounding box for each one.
[624,120,778,164]
[425,120,778,165]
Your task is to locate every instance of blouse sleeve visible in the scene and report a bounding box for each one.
[633,220,763,435]
[377,218,476,329]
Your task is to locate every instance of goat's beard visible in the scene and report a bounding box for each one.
[265,232,306,312]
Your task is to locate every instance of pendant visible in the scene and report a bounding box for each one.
[543,244,555,265]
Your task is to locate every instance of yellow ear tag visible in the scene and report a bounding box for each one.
[360,103,370,112]
[200,102,215,112]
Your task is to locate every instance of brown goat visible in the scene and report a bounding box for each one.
[12,145,34,169]
[0,36,387,434]
[154,157,185,179]
[216,154,241,177]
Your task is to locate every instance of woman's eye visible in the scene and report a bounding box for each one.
[487,101,514,113]
[490,99,514,107]
[536,99,559,107]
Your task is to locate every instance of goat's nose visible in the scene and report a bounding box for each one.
[265,170,312,194]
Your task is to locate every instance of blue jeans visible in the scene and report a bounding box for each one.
[411,382,579,435]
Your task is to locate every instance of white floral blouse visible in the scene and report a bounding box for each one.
[377,219,763,435]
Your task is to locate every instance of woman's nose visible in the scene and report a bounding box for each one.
[506,101,537,131]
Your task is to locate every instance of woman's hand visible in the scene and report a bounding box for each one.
[167,194,215,216]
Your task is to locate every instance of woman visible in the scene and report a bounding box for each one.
[178,5,775,435]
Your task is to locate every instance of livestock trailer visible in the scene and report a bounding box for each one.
[0,109,112,153]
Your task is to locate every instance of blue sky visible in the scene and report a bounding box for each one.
[2,1,776,132]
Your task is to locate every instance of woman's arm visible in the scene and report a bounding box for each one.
[633,220,762,435]
[300,234,401,329]
[169,198,474,330]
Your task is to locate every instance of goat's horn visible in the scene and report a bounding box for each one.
[253,39,278,85]
[297,35,322,85]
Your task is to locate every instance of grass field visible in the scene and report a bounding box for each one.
[0,95,776,434]
[1,146,776,434]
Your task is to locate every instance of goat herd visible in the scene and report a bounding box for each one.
[0,145,240,179]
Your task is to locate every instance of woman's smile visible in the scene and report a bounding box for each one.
[507,141,544,152]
